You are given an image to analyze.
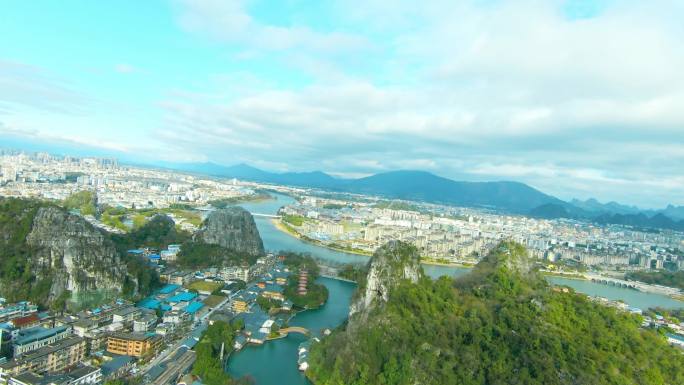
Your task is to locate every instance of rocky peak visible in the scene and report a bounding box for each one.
[473,241,534,275]
[349,240,422,317]
[194,206,265,256]
[25,206,131,301]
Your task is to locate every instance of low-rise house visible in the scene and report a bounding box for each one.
[8,315,41,331]
[132,314,157,333]
[106,333,162,358]
[99,355,134,380]
[13,326,72,357]
[72,320,98,339]
[8,365,101,385]
[162,311,188,325]
[0,303,38,324]
[154,323,174,337]
[0,337,88,383]
[111,307,141,326]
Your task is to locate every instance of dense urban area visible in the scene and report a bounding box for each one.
[1,151,683,385]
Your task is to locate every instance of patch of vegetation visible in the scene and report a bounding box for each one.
[281,251,321,276]
[0,198,56,306]
[626,270,684,290]
[192,321,253,385]
[63,172,85,183]
[322,203,346,210]
[176,241,259,269]
[338,264,368,284]
[372,200,423,212]
[63,190,97,216]
[256,295,282,311]
[101,206,129,231]
[203,295,226,308]
[111,214,190,251]
[280,252,328,309]
[187,280,224,293]
[282,214,306,226]
[307,242,684,385]
[284,274,328,309]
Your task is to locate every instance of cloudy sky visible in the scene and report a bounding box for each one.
[1,0,683,208]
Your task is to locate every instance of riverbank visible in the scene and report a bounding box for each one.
[273,219,373,256]
[272,219,472,268]
[541,270,587,280]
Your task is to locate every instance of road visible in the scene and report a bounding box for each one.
[140,294,233,377]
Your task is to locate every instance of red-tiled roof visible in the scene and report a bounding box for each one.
[11,313,40,328]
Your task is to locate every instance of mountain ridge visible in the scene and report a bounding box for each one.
[164,162,560,212]
[159,161,684,229]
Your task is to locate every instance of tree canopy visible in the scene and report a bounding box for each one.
[307,242,684,385]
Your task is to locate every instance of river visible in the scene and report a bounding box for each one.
[228,193,683,385]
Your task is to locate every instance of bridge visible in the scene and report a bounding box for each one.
[252,213,282,218]
[586,274,638,289]
[279,326,311,336]
[585,274,681,296]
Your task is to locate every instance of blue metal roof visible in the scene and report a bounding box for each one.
[158,284,180,294]
[138,298,161,310]
[15,326,68,346]
[168,292,197,303]
[184,302,204,314]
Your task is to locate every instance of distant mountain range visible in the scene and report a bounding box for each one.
[161,161,684,232]
[164,162,562,212]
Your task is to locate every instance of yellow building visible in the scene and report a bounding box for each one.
[106,333,162,357]
[231,299,249,314]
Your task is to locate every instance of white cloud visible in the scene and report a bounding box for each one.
[0,60,87,113]
[114,63,136,74]
[157,0,684,207]
[173,0,370,53]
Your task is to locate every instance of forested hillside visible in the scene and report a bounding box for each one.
[307,241,684,385]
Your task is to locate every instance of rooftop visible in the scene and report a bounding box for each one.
[184,302,204,314]
[14,326,69,346]
[167,292,197,303]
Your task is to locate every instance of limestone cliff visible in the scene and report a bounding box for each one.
[25,207,130,300]
[349,240,422,317]
[194,207,265,256]
[0,198,142,306]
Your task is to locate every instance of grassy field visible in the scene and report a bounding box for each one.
[203,294,226,307]
[187,280,224,293]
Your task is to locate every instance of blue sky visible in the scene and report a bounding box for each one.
[1,0,683,208]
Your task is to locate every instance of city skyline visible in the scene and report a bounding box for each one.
[1,0,683,208]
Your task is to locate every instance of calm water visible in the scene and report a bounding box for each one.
[227,278,355,385]
[229,194,683,385]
